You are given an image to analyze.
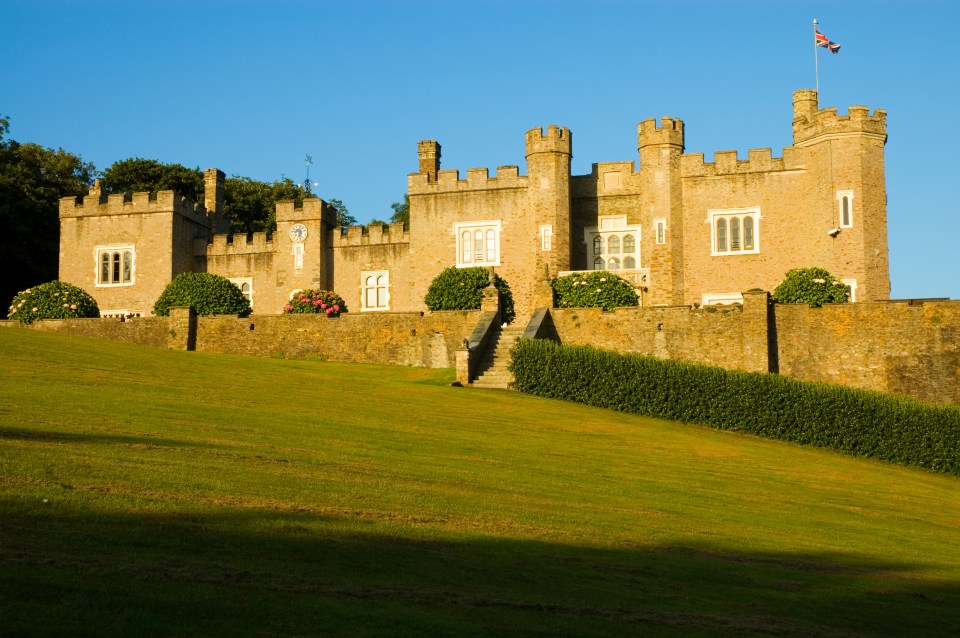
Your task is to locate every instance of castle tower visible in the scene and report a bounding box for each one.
[791,89,889,300]
[204,168,228,234]
[638,117,684,305]
[525,126,572,310]
[418,140,441,182]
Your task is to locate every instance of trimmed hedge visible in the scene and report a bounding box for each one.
[552,271,638,310]
[154,272,252,317]
[424,266,515,324]
[7,281,100,323]
[510,339,960,475]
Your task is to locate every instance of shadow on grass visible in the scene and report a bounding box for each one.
[0,426,217,450]
[1,502,958,637]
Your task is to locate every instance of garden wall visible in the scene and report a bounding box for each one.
[5,309,481,369]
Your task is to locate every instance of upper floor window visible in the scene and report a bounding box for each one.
[655,219,666,245]
[361,271,389,311]
[293,243,304,271]
[230,277,253,310]
[96,246,135,286]
[709,208,760,256]
[540,224,552,251]
[837,190,854,228]
[456,221,500,267]
[587,215,641,271]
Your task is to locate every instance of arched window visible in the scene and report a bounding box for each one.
[122,251,132,282]
[624,256,636,269]
[486,229,496,262]
[376,275,388,307]
[593,236,603,255]
[623,234,635,253]
[743,217,754,250]
[608,257,620,270]
[594,257,604,270]
[474,230,484,263]
[364,275,377,309]
[608,235,620,254]
[842,195,851,227]
[730,217,741,251]
[361,271,389,311]
[97,247,136,285]
[462,231,472,263]
[101,253,110,283]
[716,219,727,252]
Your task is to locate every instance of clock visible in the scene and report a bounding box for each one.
[289,223,308,243]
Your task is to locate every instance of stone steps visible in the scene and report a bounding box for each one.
[470,324,525,389]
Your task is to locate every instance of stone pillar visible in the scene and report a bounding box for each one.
[455,339,471,385]
[168,306,197,351]
[741,290,770,372]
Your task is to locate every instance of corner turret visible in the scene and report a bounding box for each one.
[525,125,572,158]
[791,89,886,147]
[637,117,684,156]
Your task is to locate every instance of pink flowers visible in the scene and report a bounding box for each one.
[70,304,77,310]
[283,289,347,317]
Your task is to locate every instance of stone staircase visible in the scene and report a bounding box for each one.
[470,323,526,390]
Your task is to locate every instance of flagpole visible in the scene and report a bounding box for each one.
[813,18,820,95]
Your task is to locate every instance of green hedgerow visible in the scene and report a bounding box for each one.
[772,267,849,307]
[7,281,100,324]
[283,289,347,317]
[153,272,252,317]
[424,267,515,324]
[552,271,638,311]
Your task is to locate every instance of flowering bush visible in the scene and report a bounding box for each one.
[423,267,515,323]
[551,271,638,311]
[772,267,849,307]
[153,272,252,317]
[7,281,100,324]
[284,289,347,317]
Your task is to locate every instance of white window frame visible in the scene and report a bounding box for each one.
[455,220,501,267]
[360,270,390,312]
[702,292,744,306]
[540,224,552,251]
[292,243,304,272]
[585,215,642,271]
[655,219,666,245]
[229,277,254,310]
[708,207,760,256]
[841,278,858,302]
[837,190,854,228]
[95,245,136,287]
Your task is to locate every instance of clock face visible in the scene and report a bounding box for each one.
[289,223,308,243]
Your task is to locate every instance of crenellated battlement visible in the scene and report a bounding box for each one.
[333,222,410,248]
[680,146,805,177]
[408,165,527,194]
[206,232,274,256]
[275,197,334,224]
[59,186,212,225]
[525,125,572,156]
[638,117,685,149]
[792,89,886,146]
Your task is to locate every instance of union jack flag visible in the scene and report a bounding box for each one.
[815,28,841,54]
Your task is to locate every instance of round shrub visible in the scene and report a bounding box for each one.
[552,271,639,311]
[283,289,347,317]
[153,272,252,317]
[7,281,99,324]
[424,267,515,324]
[772,267,849,307]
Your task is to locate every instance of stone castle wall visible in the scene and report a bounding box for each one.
[8,296,957,404]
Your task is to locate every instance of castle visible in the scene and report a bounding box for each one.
[58,89,889,320]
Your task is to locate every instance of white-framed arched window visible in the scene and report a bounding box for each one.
[585,215,642,271]
[361,271,390,311]
[837,190,854,228]
[95,246,135,286]
[455,221,500,267]
[708,208,760,256]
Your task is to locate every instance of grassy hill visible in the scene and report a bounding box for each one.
[1,328,959,636]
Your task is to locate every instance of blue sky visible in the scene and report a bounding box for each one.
[2,1,957,299]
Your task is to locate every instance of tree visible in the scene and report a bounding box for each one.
[328,198,357,228]
[390,194,409,227]
[772,267,850,307]
[0,116,94,316]
[100,158,204,201]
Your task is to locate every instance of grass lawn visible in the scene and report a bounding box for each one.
[1,328,959,636]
